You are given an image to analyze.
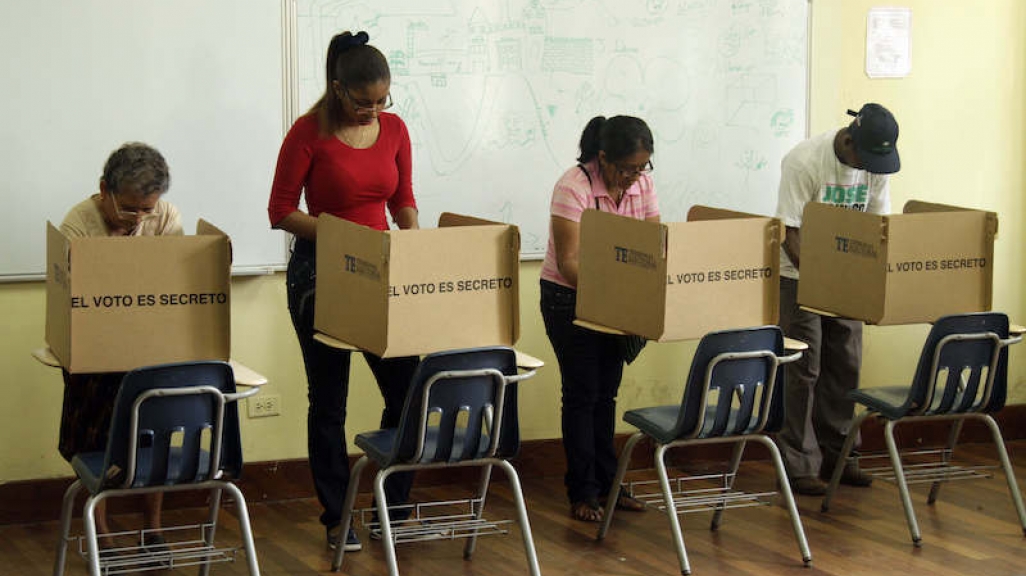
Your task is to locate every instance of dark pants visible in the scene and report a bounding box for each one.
[777,277,863,479]
[540,280,625,504]
[287,240,419,528]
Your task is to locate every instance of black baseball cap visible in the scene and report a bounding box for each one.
[847,103,900,174]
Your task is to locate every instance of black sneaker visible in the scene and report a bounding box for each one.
[327,525,362,552]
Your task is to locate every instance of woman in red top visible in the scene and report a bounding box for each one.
[267,31,419,553]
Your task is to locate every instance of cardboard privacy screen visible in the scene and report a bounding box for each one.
[314,213,520,357]
[46,220,231,373]
[575,206,783,341]
[798,200,996,325]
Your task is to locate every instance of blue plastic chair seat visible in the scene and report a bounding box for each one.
[623,406,679,443]
[624,405,752,444]
[355,429,491,467]
[70,452,107,496]
[848,386,918,420]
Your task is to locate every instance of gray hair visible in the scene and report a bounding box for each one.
[101,142,170,196]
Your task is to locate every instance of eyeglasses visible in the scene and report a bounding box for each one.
[111,193,161,222]
[341,86,394,115]
[613,160,654,178]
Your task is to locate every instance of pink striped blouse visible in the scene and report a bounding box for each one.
[540,159,659,288]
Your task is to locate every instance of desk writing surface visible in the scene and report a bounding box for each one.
[30,347,267,387]
[313,332,544,370]
[573,321,808,352]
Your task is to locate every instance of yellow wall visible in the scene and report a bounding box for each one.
[2,0,1024,483]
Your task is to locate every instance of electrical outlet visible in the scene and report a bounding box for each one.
[248,394,281,418]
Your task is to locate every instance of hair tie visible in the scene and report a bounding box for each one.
[341,31,369,50]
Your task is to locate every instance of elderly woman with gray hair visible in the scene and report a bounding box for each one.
[57,142,183,549]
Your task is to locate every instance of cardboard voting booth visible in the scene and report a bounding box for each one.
[46,220,232,373]
[575,206,783,341]
[798,201,997,325]
[314,213,520,357]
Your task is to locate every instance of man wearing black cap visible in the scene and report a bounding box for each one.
[774,103,901,495]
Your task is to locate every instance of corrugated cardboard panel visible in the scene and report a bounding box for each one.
[662,217,779,340]
[505,225,521,343]
[577,210,667,339]
[798,203,888,322]
[45,223,72,368]
[74,236,229,372]
[314,214,390,355]
[687,205,763,222]
[437,212,497,228]
[314,213,521,358]
[383,225,519,357]
[438,213,521,344]
[53,228,230,373]
[880,210,994,324]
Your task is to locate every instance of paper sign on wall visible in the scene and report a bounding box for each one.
[866,7,912,78]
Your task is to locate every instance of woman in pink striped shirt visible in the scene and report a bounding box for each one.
[540,116,659,522]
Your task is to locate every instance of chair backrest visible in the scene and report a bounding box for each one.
[103,361,242,488]
[390,347,519,465]
[905,312,1010,416]
[673,326,786,440]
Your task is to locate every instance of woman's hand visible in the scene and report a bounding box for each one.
[393,206,419,230]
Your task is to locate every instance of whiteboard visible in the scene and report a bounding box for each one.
[290,0,809,258]
[0,0,289,280]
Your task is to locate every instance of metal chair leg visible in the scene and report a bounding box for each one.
[332,456,370,572]
[822,410,872,512]
[927,419,965,505]
[198,487,223,576]
[654,443,691,575]
[53,480,83,576]
[221,483,261,575]
[497,460,542,576]
[82,493,105,576]
[375,469,401,576]
[885,420,922,546]
[463,464,493,559]
[711,440,746,531]
[758,436,812,566]
[981,414,1026,535]
[597,432,645,540]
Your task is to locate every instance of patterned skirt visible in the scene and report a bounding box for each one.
[58,370,125,462]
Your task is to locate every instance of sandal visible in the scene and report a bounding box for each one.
[570,498,604,522]
[615,491,646,512]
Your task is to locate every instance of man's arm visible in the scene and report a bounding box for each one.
[782,226,801,270]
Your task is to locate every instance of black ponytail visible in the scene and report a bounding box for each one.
[577,115,654,164]
[577,116,606,163]
[310,31,391,133]
[326,31,382,87]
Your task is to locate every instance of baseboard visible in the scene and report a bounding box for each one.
[3,404,1023,526]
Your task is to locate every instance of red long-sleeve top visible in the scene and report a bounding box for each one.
[267,111,417,231]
